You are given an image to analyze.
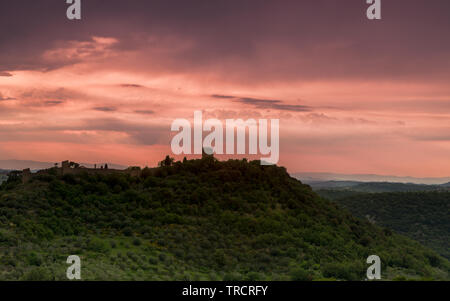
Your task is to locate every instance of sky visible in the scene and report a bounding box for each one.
[0,0,449,177]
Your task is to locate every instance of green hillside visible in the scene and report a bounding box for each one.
[327,191,450,260]
[0,157,448,280]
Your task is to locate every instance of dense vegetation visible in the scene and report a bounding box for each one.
[0,157,448,280]
[322,191,450,260]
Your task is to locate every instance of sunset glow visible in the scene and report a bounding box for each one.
[1,0,449,177]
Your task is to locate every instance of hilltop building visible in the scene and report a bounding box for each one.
[20,161,142,183]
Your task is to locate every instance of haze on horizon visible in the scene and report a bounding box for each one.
[0,0,450,177]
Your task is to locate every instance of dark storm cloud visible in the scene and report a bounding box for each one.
[79,118,169,145]
[211,95,236,99]
[0,116,169,145]
[0,96,16,101]
[120,84,144,88]
[44,100,64,106]
[1,0,450,81]
[212,95,311,112]
[93,106,117,112]
[127,130,169,145]
[0,92,15,101]
[19,88,81,101]
[134,110,155,115]
[238,97,311,112]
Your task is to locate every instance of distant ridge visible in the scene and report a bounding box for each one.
[293,172,450,185]
[0,160,127,171]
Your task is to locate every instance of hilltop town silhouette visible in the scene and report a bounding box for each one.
[15,149,215,183]
[18,160,142,183]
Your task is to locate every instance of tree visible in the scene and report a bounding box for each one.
[159,155,174,167]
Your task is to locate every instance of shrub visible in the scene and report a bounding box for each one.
[87,238,110,253]
[123,227,133,237]
[26,252,43,266]
[290,267,312,281]
[22,267,52,281]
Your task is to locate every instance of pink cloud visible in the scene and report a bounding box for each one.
[1,0,450,178]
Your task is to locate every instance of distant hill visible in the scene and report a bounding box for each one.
[0,157,447,280]
[305,181,361,189]
[327,191,450,260]
[294,172,450,185]
[309,181,447,193]
[0,160,127,171]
